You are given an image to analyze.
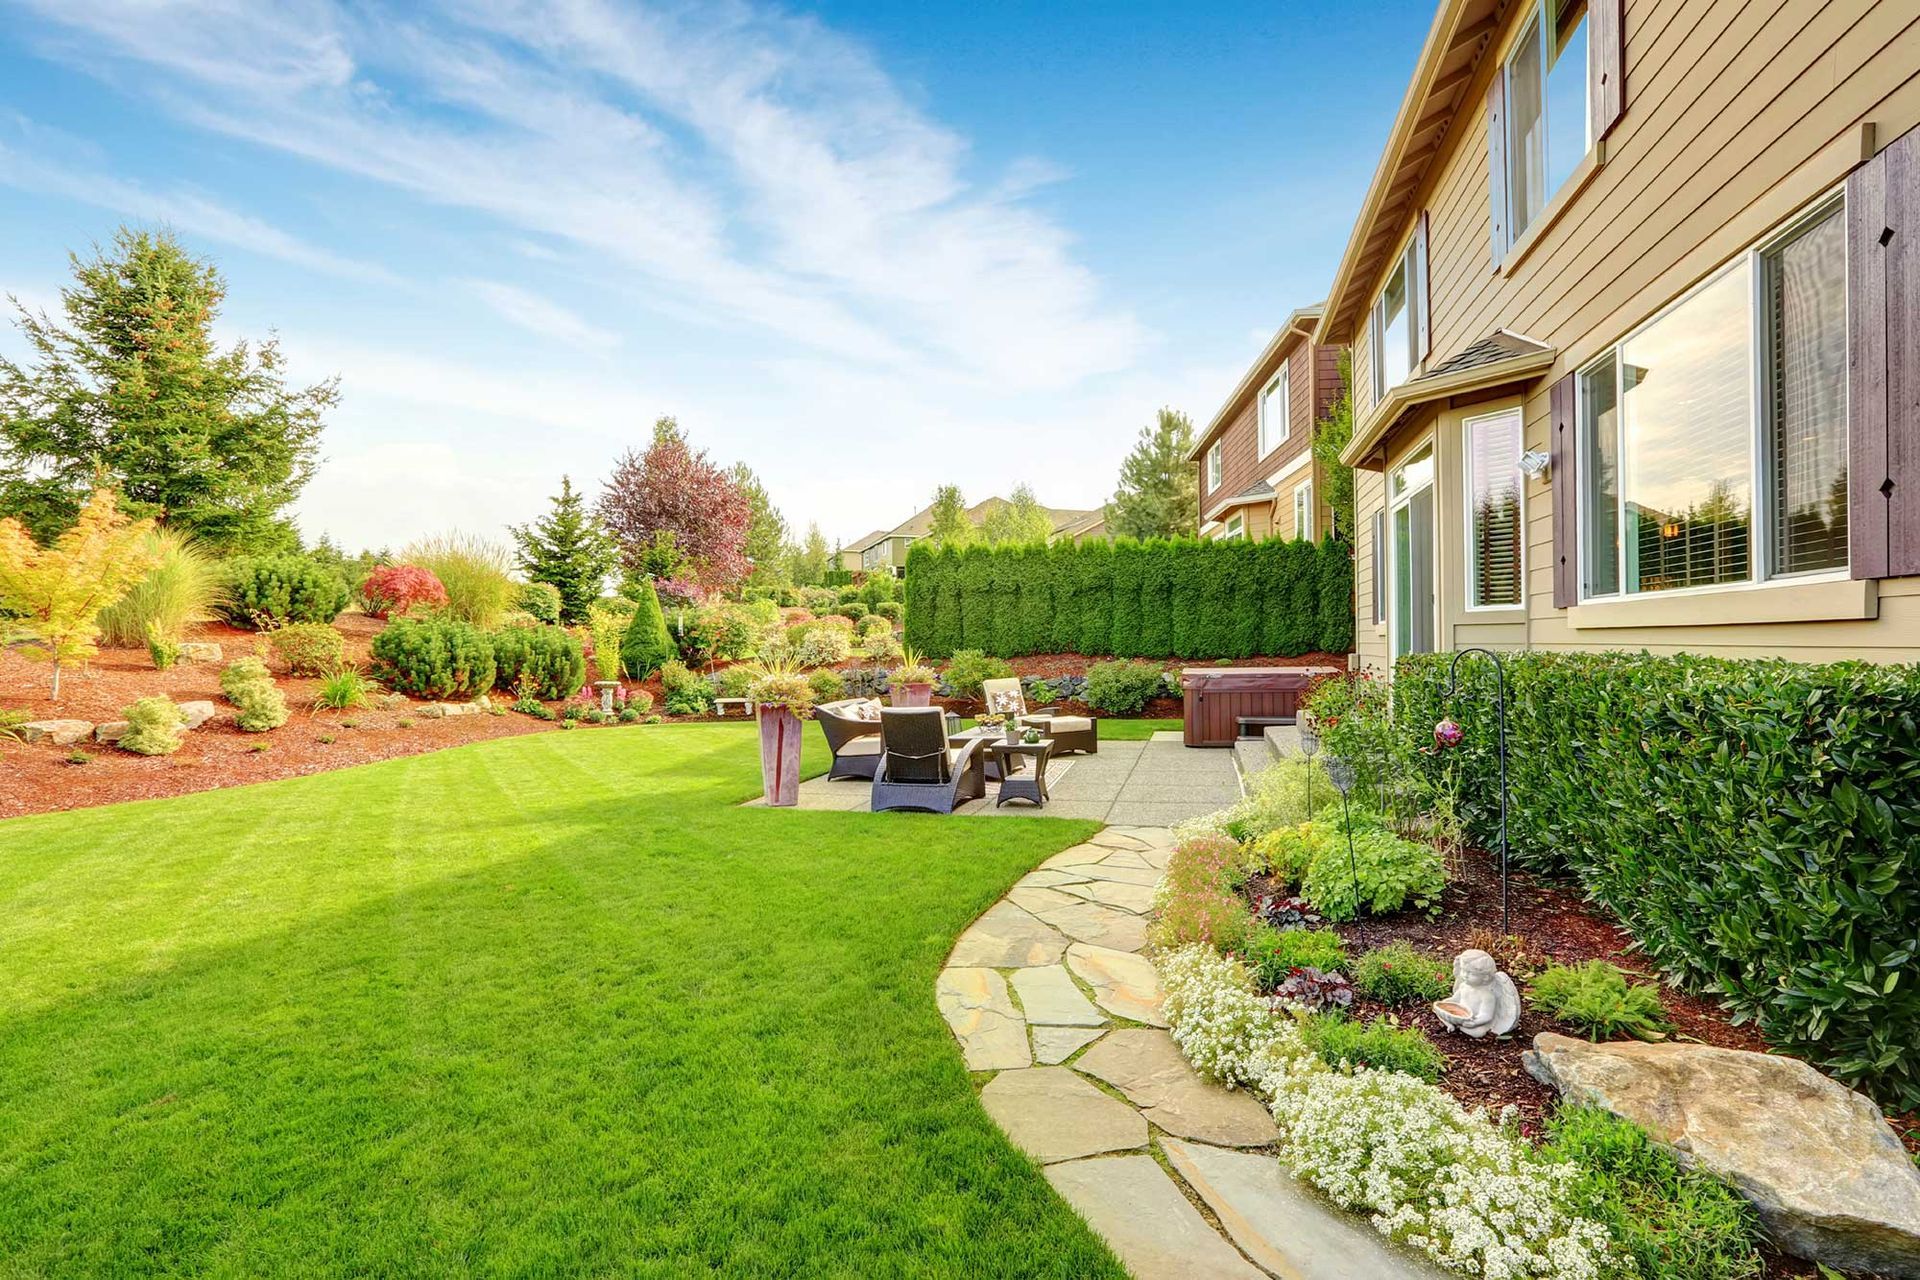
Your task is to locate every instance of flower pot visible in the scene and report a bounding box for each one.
[757,705,803,806]
[1004,724,1020,744]
[892,682,933,708]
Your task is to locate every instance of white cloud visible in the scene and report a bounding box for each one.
[0,140,396,283]
[11,0,1146,390]
[461,278,620,350]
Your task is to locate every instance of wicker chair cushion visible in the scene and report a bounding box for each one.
[1038,715,1093,733]
[840,737,883,757]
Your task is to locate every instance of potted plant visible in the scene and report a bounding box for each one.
[889,649,937,708]
[748,661,814,807]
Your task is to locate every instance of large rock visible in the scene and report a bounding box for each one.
[1525,1031,1920,1278]
[19,719,92,746]
[175,641,223,664]
[177,701,217,730]
[94,720,131,744]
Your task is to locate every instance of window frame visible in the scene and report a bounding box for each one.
[1371,509,1387,626]
[1461,406,1527,612]
[1501,0,1592,249]
[1370,243,1418,401]
[1386,440,1438,662]
[1293,478,1314,541]
[1575,191,1850,604]
[1258,364,1290,457]
[1224,512,1245,541]
[1206,441,1223,491]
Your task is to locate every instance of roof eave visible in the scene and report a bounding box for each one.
[1339,347,1557,468]
[1186,304,1329,463]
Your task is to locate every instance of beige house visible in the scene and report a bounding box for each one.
[841,496,1105,575]
[1325,0,1920,672]
[1189,306,1344,542]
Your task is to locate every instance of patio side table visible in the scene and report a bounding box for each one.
[987,739,1054,807]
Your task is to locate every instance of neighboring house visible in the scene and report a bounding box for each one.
[1189,306,1343,542]
[842,497,1105,575]
[1322,0,1920,672]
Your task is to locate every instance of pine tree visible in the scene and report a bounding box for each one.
[0,227,336,549]
[730,462,790,591]
[924,484,975,549]
[1106,408,1198,540]
[619,577,677,679]
[510,476,619,623]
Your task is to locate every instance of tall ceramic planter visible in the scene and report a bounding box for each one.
[758,705,803,806]
[892,682,934,708]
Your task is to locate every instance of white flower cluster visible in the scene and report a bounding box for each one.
[1157,944,1626,1280]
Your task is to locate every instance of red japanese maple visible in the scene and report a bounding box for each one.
[597,419,751,591]
[361,564,449,619]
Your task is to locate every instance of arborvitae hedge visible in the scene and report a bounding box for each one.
[904,536,1353,659]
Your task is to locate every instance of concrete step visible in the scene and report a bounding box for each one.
[1263,723,1301,760]
[1231,737,1269,780]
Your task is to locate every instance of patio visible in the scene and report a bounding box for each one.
[754,730,1245,825]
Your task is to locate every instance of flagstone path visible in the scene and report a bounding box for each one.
[937,824,1442,1280]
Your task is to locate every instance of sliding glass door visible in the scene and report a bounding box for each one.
[1389,444,1436,658]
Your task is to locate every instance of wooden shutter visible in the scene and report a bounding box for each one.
[1590,0,1624,141]
[1414,210,1432,361]
[1848,125,1920,579]
[1550,373,1578,608]
[1486,76,1508,263]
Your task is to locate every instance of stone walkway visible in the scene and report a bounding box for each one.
[937,825,1440,1280]
[774,731,1244,824]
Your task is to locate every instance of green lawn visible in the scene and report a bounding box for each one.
[0,724,1124,1278]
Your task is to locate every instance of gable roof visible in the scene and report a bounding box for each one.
[848,496,1102,548]
[843,528,889,553]
[1314,0,1504,347]
[1340,329,1556,467]
[1187,304,1326,462]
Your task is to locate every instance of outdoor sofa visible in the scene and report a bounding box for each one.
[815,697,887,780]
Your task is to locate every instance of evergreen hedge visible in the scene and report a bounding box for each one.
[903,536,1352,659]
[1390,651,1920,1109]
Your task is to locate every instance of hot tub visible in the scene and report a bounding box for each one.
[1178,666,1340,748]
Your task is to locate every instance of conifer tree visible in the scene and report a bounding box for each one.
[510,476,619,623]
[1106,408,1198,540]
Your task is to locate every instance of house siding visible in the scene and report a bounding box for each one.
[1348,0,1920,670]
[1198,332,1332,537]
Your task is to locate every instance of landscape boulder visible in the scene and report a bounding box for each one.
[98,700,218,744]
[176,642,223,664]
[19,719,93,746]
[1524,1031,1920,1278]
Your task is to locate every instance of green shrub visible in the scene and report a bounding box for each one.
[585,604,625,682]
[145,623,179,671]
[943,648,1014,699]
[219,657,289,732]
[268,622,345,675]
[1303,823,1445,923]
[1529,962,1670,1042]
[403,534,517,627]
[903,536,1352,659]
[219,554,350,628]
[118,695,188,756]
[1544,1105,1763,1280]
[312,666,375,711]
[1146,835,1255,953]
[1082,659,1164,714]
[515,581,562,624]
[836,601,868,621]
[1353,942,1452,1005]
[369,618,496,700]
[714,665,757,698]
[1301,1013,1445,1082]
[1244,927,1347,991]
[1219,757,1335,843]
[491,624,586,700]
[1392,650,1920,1108]
[808,668,845,702]
[98,528,227,647]
[512,695,556,720]
[874,600,904,622]
[626,689,654,715]
[794,623,852,667]
[619,580,676,680]
[659,660,713,715]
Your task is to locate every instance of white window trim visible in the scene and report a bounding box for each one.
[1207,441,1223,491]
[1386,437,1438,665]
[1293,478,1314,541]
[1499,0,1593,253]
[1574,190,1850,605]
[1461,407,1527,613]
[1258,365,1290,457]
[1369,240,1419,402]
[1224,512,1245,541]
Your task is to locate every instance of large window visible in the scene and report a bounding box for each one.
[1224,512,1245,541]
[1207,441,1222,491]
[1370,245,1416,399]
[1293,479,1314,541]
[1465,409,1524,607]
[1505,0,1589,243]
[1259,365,1290,456]
[1578,198,1848,598]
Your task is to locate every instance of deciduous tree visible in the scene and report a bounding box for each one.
[598,417,751,591]
[789,522,831,586]
[729,462,789,592]
[0,227,336,550]
[0,488,159,697]
[980,483,1053,545]
[924,484,974,550]
[511,476,619,623]
[1106,408,1198,540]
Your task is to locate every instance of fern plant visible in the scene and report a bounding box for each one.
[1530,961,1670,1042]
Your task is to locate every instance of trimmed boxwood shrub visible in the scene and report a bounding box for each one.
[491,624,586,700]
[620,579,677,679]
[1082,659,1164,714]
[268,622,345,675]
[1393,651,1920,1109]
[371,618,496,699]
[903,534,1352,659]
[220,554,351,628]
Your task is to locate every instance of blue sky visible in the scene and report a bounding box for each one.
[0,0,1430,553]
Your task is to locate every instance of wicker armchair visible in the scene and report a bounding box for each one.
[814,698,886,780]
[980,677,1099,756]
[871,707,986,814]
